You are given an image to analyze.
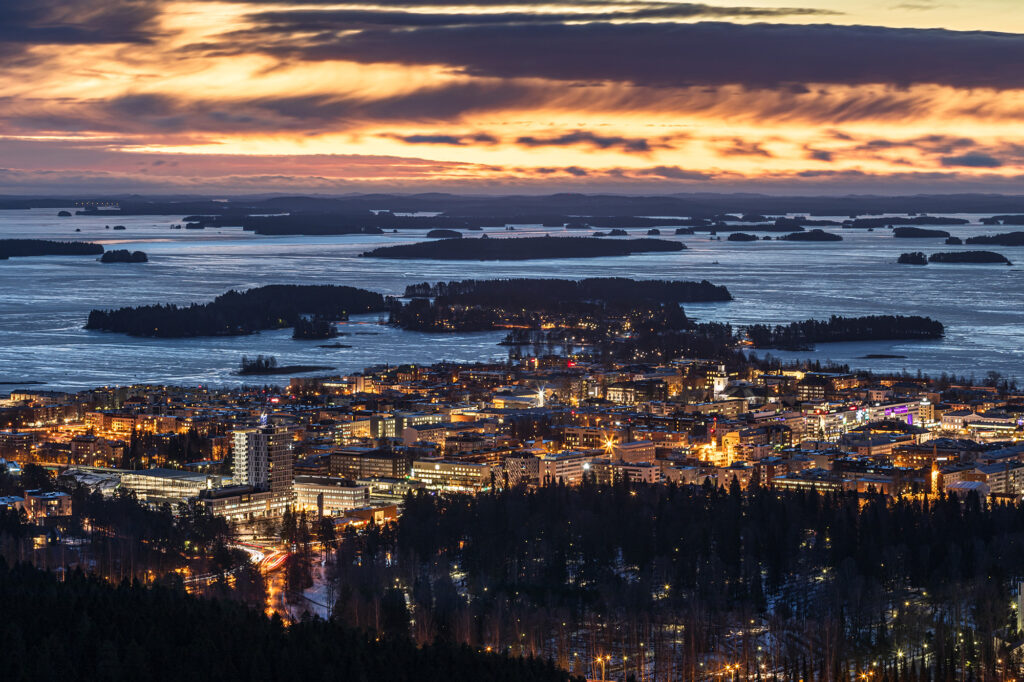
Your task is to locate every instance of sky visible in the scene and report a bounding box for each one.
[2,0,1024,195]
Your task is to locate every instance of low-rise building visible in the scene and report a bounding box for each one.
[410,458,497,493]
[119,468,225,504]
[294,475,370,515]
[23,490,72,521]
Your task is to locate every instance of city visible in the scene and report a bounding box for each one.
[1,347,1022,679]
[3,0,1024,679]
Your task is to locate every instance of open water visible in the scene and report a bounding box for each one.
[0,209,1020,389]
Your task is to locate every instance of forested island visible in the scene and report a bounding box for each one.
[897,252,928,265]
[237,355,332,375]
[779,229,843,242]
[928,251,1012,264]
[848,216,969,229]
[984,215,1024,225]
[965,231,1024,246]
[426,229,462,239]
[0,561,576,682]
[85,285,387,337]
[391,278,729,342]
[0,239,103,260]
[892,227,951,238]
[361,237,685,261]
[292,315,338,340]
[100,249,148,263]
[746,314,944,349]
[726,232,758,241]
[405,278,732,305]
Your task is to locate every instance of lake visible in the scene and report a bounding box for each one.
[0,209,1020,389]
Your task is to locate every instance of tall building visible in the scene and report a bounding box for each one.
[232,426,294,496]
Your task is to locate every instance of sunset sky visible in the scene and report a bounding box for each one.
[3,0,1024,194]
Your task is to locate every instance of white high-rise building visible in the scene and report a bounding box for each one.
[232,426,293,496]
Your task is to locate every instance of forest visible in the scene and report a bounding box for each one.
[897,252,928,265]
[746,315,944,349]
[928,251,1012,265]
[100,249,148,263]
[323,482,1024,681]
[0,560,578,682]
[848,217,969,229]
[0,239,103,259]
[361,237,686,260]
[0,465,237,586]
[85,285,387,337]
[779,229,843,242]
[389,277,726,335]
[965,231,1024,246]
[892,228,951,239]
[405,278,733,305]
[292,315,338,340]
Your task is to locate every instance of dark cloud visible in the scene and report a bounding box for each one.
[381,132,499,145]
[0,0,158,57]
[940,153,1004,168]
[807,149,833,161]
[515,131,656,153]
[238,21,1024,90]
[855,135,977,154]
[634,166,713,180]
[6,83,548,135]
[717,138,772,157]
[241,4,835,34]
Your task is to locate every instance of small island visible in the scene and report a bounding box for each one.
[426,229,462,239]
[100,249,148,263]
[747,314,944,350]
[848,216,968,229]
[647,228,661,235]
[892,227,950,239]
[293,315,338,340]
[237,355,332,376]
[965,231,1024,247]
[727,232,758,242]
[57,210,72,217]
[779,229,843,242]
[928,251,1012,265]
[945,236,963,245]
[361,237,686,261]
[897,252,928,265]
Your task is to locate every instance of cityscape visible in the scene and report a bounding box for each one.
[2,0,1024,681]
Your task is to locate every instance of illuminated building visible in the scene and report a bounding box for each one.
[410,458,497,493]
[23,490,72,521]
[231,425,293,496]
[293,476,370,515]
[329,448,408,479]
[119,468,225,504]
